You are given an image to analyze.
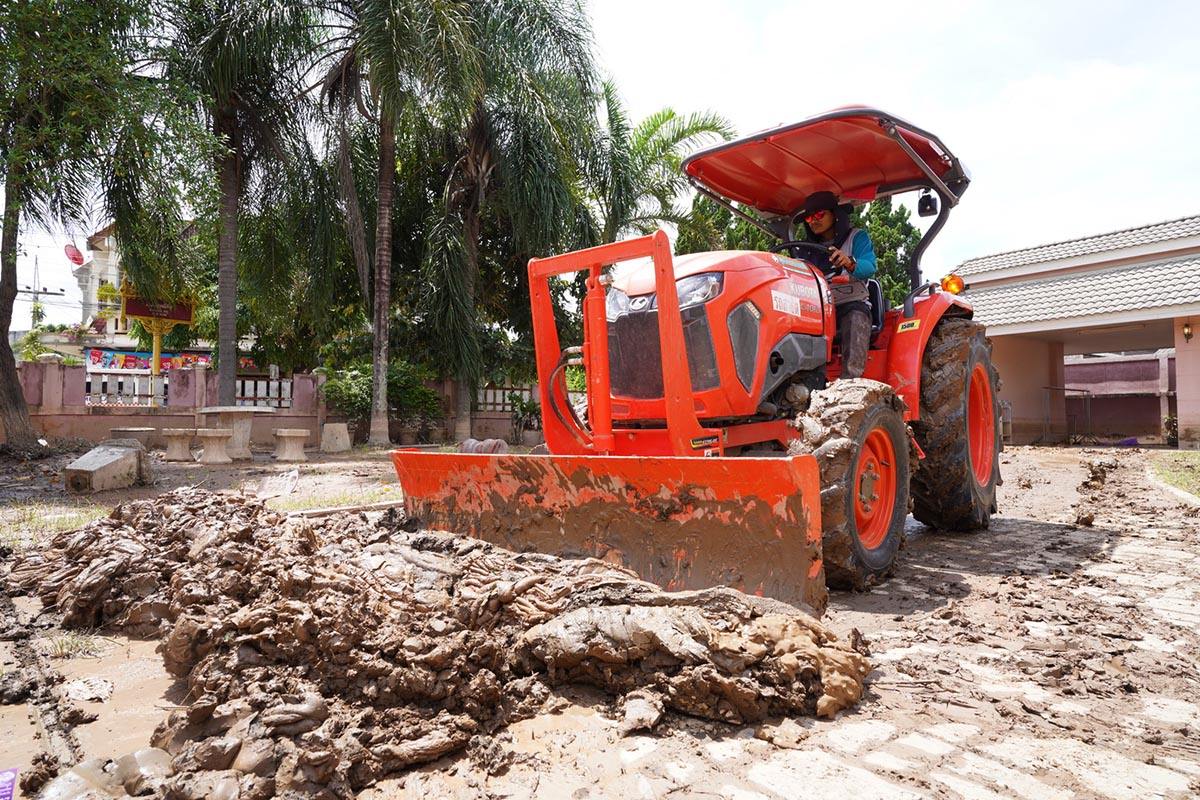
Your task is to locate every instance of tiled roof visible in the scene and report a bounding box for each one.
[966,255,1200,328]
[957,215,1200,276]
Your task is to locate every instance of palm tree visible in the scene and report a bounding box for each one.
[0,0,166,449]
[317,0,476,443]
[164,0,315,406]
[590,82,734,244]
[420,0,600,441]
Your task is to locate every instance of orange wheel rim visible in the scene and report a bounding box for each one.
[854,427,897,550]
[968,363,996,486]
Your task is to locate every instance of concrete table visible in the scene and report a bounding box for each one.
[198,406,276,460]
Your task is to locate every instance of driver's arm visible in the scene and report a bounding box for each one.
[846,231,877,279]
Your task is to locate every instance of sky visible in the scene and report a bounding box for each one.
[588,0,1200,270]
[10,0,1200,329]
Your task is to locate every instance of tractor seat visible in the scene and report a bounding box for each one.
[867,278,886,340]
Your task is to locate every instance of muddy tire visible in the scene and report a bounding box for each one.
[911,317,1002,531]
[792,379,913,590]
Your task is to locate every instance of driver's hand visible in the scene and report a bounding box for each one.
[828,247,854,271]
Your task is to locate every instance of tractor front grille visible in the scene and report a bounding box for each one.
[608,305,720,399]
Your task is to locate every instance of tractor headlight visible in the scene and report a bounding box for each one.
[606,287,630,320]
[676,273,724,309]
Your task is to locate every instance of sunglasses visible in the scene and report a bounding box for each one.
[804,209,829,223]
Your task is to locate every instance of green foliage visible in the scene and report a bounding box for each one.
[29,302,45,327]
[320,359,443,424]
[416,0,601,389]
[589,84,734,244]
[564,365,586,393]
[1154,450,1198,494]
[508,391,541,441]
[675,195,774,255]
[1164,415,1179,448]
[15,329,49,361]
[127,319,198,353]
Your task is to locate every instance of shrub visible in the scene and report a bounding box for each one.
[320,360,444,426]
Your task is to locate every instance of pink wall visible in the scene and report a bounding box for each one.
[9,363,329,448]
[1176,321,1200,449]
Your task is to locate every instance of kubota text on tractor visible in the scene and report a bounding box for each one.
[392,107,1002,615]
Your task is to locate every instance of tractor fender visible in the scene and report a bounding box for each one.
[884,292,974,423]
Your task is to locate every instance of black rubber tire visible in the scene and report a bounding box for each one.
[791,379,913,590]
[910,317,1002,531]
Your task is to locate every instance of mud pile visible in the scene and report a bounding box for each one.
[9,489,869,798]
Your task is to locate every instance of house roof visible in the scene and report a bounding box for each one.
[966,254,1200,328]
[957,215,1200,276]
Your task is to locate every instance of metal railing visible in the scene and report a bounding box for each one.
[84,370,293,408]
[236,377,293,408]
[85,370,168,407]
[1038,386,1095,445]
[477,383,584,413]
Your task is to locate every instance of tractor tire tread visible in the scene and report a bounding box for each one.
[791,379,915,590]
[911,317,1001,531]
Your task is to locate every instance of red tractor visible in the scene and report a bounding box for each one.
[393,107,1001,615]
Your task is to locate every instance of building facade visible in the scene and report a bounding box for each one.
[959,216,1200,448]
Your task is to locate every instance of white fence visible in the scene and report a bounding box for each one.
[85,370,167,407]
[83,370,292,408]
[236,377,293,408]
[476,383,585,413]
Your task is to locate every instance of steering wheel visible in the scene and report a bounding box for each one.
[768,241,845,275]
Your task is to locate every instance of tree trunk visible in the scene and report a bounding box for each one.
[368,115,395,445]
[216,147,242,407]
[452,199,482,443]
[451,106,489,444]
[0,173,39,448]
[337,120,372,305]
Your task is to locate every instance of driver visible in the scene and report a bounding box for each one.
[798,190,877,380]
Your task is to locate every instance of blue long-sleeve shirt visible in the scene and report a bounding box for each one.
[845,229,877,280]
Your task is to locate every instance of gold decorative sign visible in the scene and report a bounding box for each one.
[119,283,197,406]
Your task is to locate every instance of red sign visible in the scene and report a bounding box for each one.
[122,296,194,324]
[65,244,84,266]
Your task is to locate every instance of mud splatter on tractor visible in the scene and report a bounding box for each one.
[394,107,1002,614]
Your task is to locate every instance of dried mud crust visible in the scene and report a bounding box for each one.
[910,316,1002,530]
[6,490,871,798]
[790,379,915,590]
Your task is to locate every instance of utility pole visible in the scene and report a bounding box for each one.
[16,257,67,324]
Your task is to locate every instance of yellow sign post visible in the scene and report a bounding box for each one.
[119,285,196,407]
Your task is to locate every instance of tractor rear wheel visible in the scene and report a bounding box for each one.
[911,317,1001,530]
[792,379,913,590]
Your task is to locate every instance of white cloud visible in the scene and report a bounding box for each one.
[588,0,1200,276]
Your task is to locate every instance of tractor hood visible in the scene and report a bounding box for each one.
[682,107,969,219]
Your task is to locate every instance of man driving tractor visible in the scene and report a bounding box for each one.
[798,190,877,380]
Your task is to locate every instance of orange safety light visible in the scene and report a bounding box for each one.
[940,274,966,294]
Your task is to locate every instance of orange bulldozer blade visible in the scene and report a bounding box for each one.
[391,449,828,615]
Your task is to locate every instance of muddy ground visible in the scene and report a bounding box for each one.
[2,444,1200,798]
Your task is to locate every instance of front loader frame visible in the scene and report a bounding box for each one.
[529,229,797,458]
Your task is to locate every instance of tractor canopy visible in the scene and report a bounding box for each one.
[682,106,969,219]
[683,107,970,288]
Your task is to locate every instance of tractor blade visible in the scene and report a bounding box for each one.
[391,450,827,615]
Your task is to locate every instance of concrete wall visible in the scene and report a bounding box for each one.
[991,335,1066,444]
[10,362,328,448]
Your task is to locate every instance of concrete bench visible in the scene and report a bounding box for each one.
[162,428,196,462]
[195,428,234,465]
[320,422,351,453]
[109,427,155,448]
[272,428,310,462]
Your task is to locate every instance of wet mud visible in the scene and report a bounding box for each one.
[6,489,868,798]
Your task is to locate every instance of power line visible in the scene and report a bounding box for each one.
[15,258,67,314]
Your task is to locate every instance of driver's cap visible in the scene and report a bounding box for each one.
[799,191,839,217]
